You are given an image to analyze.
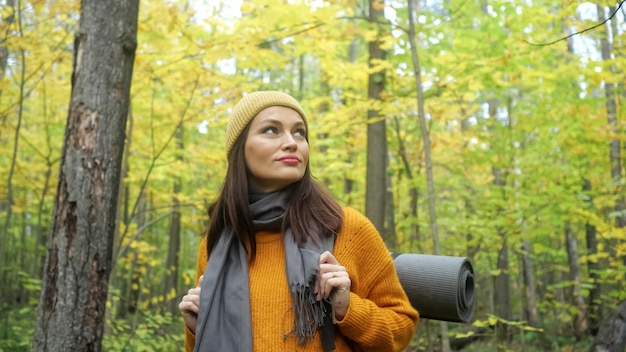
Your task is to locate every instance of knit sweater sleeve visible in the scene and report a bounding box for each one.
[335,207,419,352]
[184,235,209,352]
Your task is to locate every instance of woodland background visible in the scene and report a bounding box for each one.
[1,0,625,351]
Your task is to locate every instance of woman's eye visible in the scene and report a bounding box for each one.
[263,127,278,134]
[294,129,307,138]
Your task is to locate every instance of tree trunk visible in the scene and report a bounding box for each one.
[460,117,476,260]
[492,165,511,343]
[486,98,512,344]
[19,211,27,300]
[583,179,601,334]
[342,39,357,202]
[365,0,387,235]
[344,159,354,199]
[164,125,183,314]
[407,0,447,349]
[0,0,23,298]
[384,165,396,249]
[112,106,133,256]
[393,115,420,250]
[0,0,14,96]
[316,81,331,188]
[128,192,146,319]
[406,0,439,255]
[33,1,139,350]
[565,223,588,338]
[35,157,55,279]
[114,108,133,320]
[589,300,626,352]
[521,240,540,328]
[598,4,626,268]
[494,231,511,343]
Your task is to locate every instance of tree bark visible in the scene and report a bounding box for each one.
[589,300,626,352]
[33,1,139,350]
[365,0,387,235]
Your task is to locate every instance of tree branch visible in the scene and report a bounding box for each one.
[524,0,625,47]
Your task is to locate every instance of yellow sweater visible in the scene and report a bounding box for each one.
[184,207,419,352]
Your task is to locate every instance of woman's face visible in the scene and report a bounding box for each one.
[244,106,309,192]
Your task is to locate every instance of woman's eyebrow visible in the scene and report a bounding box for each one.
[259,118,305,127]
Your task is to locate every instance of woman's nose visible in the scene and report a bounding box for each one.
[282,133,297,150]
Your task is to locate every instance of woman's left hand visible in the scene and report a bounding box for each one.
[316,251,351,320]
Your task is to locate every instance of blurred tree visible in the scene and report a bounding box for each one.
[365,0,388,236]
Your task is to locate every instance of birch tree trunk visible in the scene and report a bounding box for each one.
[33,0,139,350]
[407,0,446,349]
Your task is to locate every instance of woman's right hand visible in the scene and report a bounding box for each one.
[179,275,203,334]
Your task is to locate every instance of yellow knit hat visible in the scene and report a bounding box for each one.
[226,91,308,157]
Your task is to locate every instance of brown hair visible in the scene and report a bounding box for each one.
[205,124,343,260]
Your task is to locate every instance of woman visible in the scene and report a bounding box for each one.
[179,91,418,352]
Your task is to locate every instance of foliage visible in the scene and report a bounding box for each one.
[102,312,183,352]
[0,0,625,350]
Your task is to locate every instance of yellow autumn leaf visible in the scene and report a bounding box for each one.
[454,331,475,339]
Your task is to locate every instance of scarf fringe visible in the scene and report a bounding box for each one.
[286,279,331,346]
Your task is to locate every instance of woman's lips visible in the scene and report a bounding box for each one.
[278,156,300,165]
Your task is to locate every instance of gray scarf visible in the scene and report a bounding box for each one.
[193,187,335,352]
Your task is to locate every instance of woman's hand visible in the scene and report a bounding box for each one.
[316,251,351,320]
[179,275,203,333]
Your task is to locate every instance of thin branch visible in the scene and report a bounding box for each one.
[115,78,200,257]
[259,21,326,46]
[0,28,74,117]
[115,204,192,262]
[524,0,625,47]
